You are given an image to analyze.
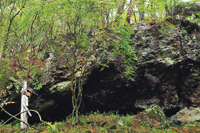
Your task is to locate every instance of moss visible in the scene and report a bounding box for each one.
[146,105,166,120]
[139,104,167,129]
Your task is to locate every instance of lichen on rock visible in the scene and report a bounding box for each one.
[138,104,167,129]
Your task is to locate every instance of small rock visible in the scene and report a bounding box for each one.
[114,117,124,127]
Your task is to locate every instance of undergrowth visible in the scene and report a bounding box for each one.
[1,111,200,133]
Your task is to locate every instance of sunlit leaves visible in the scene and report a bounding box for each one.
[0,0,52,93]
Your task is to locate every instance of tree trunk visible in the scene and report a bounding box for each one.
[20,80,28,130]
[115,0,125,25]
[126,0,135,24]
[138,1,144,21]
[165,4,169,17]
[133,10,137,22]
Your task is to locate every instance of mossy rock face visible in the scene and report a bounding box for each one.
[138,104,167,129]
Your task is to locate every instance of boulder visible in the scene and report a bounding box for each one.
[169,107,200,126]
[137,104,167,129]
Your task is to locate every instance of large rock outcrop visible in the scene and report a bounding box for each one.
[81,20,200,117]
[1,19,200,123]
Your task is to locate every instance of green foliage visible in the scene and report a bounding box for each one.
[41,121,59,133]
[0,61,10,91]
[14,84,20,93]
[6,83,13,90]
[112,25,137,81]
[33,69,42,90]
[1,0,199,131]
[16,70,23,83]
[0,0,52,94]
[0,0,194,86]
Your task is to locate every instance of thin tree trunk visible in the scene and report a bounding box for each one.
[138,1,144,21]
[165,4,169,17]
[133,10,137,22]
[62,12,66,33]
[115,0,125,25]
[106,10,110,25]
[126,0,135,24]
[172,0,177,19]
[20,80,28,130]
[151,2,153,19]
[101,9,106,27]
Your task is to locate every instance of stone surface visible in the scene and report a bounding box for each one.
[49,81,71,95]
[169,107,200,126]
[137,104,167,129]
[114,117,124,127]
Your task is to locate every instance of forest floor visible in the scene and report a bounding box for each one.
[1,112,200,133]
